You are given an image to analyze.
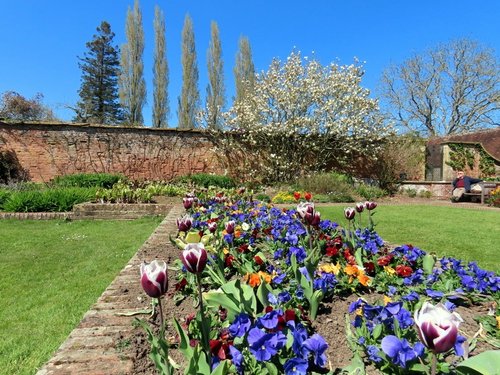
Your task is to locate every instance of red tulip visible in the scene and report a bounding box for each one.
[208,222,217,233]
[304,192,312,201]
[414,302,463,353]
[181,243,208,274]
[293,192,301,200]
[140,260,168,298]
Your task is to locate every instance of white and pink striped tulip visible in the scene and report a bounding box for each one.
[140,260,168,298]
[181,243,208,274]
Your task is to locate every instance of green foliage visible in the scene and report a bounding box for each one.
[478,148,496,177]
[0,188,11,209]
[355,184,388,200]
[447,143,476,171]
[75,21,123,124]
[96,180,184,203]
[254,193,270,202]
[177,173,235,189]
[403,188,417,198]
[418,190,432,198]
[294,172,353,195]
[456,351,500,375]
[51,173,123,188]
[2,187,96,212]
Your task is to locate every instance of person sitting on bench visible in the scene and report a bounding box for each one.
[451,170,482,202]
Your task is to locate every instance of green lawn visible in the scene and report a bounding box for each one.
[318,205,500,273]
[0,217,162,375]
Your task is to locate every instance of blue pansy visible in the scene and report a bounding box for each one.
[229,313,251,338]
[367,345,382,363]
[283,357,308,375]
[247,328,286,361]
[381,335,418,368]
[303,334,328,367]
[258,309,282,329]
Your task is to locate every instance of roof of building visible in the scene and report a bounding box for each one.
[427,128,500,161]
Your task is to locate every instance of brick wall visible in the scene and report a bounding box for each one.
[0,122,223,182]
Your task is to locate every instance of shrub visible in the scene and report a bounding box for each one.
[294,172,353,195]
[95,181,185,203]
[51,173,124,188]
[254,193,271,203]
[487,187,500,207]
[418,190,432,199]
[176,173,235,189]
[326,191,355,203]
[403,188,417,198]
[0,189,11,209]
[0,150,29,184]
[356,184,388,200]
[2,187,96,212]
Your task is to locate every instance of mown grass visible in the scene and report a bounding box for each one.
[318,205,499,272]
[0,217,162,375]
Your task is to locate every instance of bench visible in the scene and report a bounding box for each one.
[463,182,498,204]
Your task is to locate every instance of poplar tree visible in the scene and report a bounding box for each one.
[75,21,122,124]
[119,0,146,126]
[233,36,255,105]
[152,5,169,128]
[177,14,200,130]
[205,21,225,129]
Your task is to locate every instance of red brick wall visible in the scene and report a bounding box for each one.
[0,122,223,182]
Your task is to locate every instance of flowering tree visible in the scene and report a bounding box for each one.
[213,51,393,183]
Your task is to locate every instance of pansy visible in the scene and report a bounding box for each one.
[283,357,308,375]
[303,334,328,367]
[247,328,286,361]
[229,313,251,338]
[381,335,421,368]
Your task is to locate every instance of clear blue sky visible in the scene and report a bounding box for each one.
[0,0,498,127]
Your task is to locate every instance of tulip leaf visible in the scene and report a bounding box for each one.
[203,291,240,320]
[422,254,435,275]
[185,231,202,243]
[211,359,230,375]
[456,350,500,375]
[256,279,273,308]
[173,317,194,359]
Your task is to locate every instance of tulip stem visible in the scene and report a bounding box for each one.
[157,297,164,334]
[431,352,437,375]
[196,273,211,365]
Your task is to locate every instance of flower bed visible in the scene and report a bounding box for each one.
[138,190,500,374]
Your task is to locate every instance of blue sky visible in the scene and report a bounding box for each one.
[0,1,498,127]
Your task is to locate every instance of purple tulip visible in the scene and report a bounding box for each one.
[309,211,321,226]
[365,201,377,210]
[140,260,168,298]
[181,243,208,274]
[225,220,236,234]
[183,197,194,209]
[177,215,193,232]
[344,207,356,220]
[207,222,217,233]
[414,302,463,353]
[297,202,315,219]
[355,202,365,213]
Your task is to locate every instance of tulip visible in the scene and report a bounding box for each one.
[181,243,208,274]
[414,302,463,354]
[365,201,377,210]
[304,192,312,201]
[308,211,321,226]
[225,220,236,234]
[344,207,356,220]
[177,215,193,232]
[207,221,217,233]
[297,202,315,219]
[355,202,364,213]
[140,260,168,298]
[183,197,194,209]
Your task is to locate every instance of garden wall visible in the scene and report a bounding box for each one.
[0,121,223,182]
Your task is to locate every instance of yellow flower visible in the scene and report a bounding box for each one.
[223,248,229,255]
[384,266,396,275]
[345,264,359,276]
[496,316,500,329]
[384,295,392,305]
[319,262,341,275]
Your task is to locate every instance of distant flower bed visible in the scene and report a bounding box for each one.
[138,191,500,374]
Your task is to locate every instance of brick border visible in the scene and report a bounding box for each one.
[36,205,184,375]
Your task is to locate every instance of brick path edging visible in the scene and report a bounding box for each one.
[36,205,184,375]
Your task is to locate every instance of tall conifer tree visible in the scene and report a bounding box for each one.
[205,21,225,129]
[177,14,199,130]
[234,36,255,105]
[152,5,169,128]
[75,21,122,124]
[119,0,146,126]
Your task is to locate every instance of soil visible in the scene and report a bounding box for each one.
[118,199,497,374]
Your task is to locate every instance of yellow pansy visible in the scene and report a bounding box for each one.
[384,266,396,275]
[384,295,392,305]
